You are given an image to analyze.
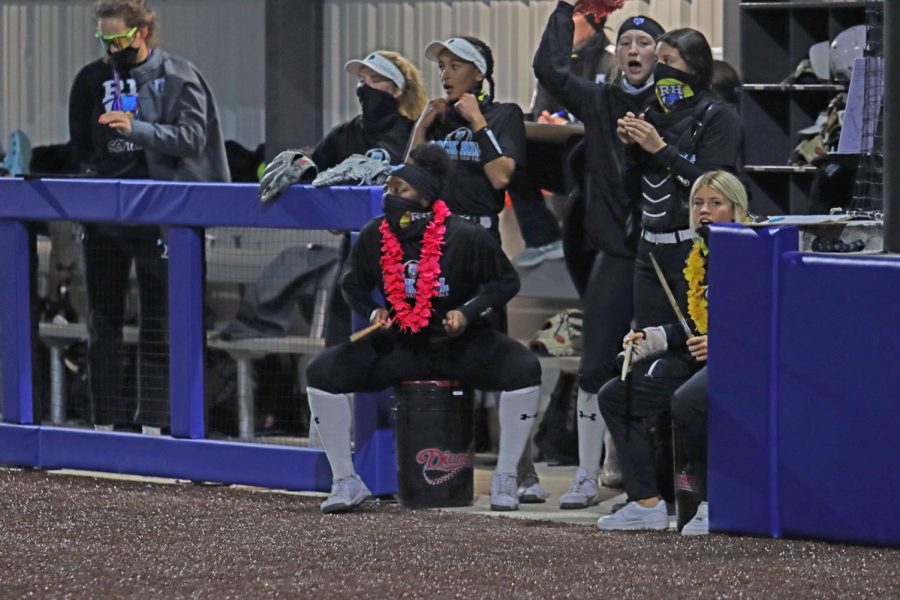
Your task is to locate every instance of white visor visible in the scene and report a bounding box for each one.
[424,37,487,76]
[345,52,405,91]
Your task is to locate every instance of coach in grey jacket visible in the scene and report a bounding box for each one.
[125,49,230,182]
[69,0,229,434]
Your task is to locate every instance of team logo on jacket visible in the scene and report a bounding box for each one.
[102,77,139,112]
[365,147,391,163]
[433,128,480,162]
[415,448,473,485]
[403,260,449,298]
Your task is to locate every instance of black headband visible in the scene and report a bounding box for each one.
[617,16,665,43]
[391,163,442,204]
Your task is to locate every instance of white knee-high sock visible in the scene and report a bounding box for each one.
[307,387,355,481]
[497,386,541,474]
[576,388,607,479]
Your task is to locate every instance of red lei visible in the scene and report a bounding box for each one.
[379,199,450,333]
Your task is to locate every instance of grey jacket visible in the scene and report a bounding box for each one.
[126,49,230,182]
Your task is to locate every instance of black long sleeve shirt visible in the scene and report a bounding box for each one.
[533,1,654,257]
[342,214,520,342]
[312,113,413,170]
[425,102,526,217]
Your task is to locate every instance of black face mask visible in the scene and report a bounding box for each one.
[357,84,397,130]
[653,63,696,112]
[382,194,431,237]
[108,45,141,70]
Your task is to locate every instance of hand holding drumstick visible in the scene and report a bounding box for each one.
[348,308,393,342]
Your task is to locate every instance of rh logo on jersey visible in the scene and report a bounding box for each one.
[433,127,481,162]
[403,260,449,298]
[415,448,474,485]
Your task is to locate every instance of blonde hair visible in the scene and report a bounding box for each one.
[94,0,159,48]
[374,50,427,121]
[688,170,749,230]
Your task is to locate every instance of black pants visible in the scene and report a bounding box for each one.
[306,328,541,394]
[578,251,635,393]
[561,190,597,299]
[83,225,169,427]
[508,139,565,249]
[597,353,699,501]
[672,366,708,499]
[633,238,693,329]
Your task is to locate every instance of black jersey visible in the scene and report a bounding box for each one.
[533,1,655,257]
[68,58,147,178]
[425,102,526,217]
[342,214,520,340]
[637,91,743,232]
[312,113,413,170]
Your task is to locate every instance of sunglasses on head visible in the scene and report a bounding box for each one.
[95,26,138,51]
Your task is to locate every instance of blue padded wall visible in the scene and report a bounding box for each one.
[777,254,900,546]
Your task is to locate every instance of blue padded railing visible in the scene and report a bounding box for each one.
[708,224,900,547]
[0,178,396,494]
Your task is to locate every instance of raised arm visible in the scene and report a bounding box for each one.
[533,1,598,121]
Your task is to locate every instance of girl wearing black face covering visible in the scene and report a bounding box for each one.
[617,28,743,330]
[313,51,427,170]
[305,144,542,515]
[407,36,526,243]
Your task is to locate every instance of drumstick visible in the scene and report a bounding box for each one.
[620,339,633,381]
[348,321,385,343]
[648,252,694,339]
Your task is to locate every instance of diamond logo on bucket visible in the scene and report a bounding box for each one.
[415,448,474,485]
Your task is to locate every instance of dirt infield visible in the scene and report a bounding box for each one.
[1,469,898,599]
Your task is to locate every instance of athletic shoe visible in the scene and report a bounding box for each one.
[517,479,549,503]
[558,467,601,509]
[320,474,371,514]
[599,461,623,488]
[512,240,565,268]
[597,499,669,531]
[681,501,709,536]
[490,472,519,511]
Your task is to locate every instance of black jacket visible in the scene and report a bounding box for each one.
[637,91,743,232]
[531,27,614,118]
[533,1,654,257]
[342,214,520,341]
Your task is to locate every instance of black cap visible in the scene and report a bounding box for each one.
[616,15,665,43]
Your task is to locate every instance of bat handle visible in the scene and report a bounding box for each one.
[348,321,385,343]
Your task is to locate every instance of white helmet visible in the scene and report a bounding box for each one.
[830,24,867,81]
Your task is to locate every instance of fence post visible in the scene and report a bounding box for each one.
[167,226,205,439]
[0,220,35,424]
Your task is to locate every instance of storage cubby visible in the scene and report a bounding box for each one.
[739,1,869,215]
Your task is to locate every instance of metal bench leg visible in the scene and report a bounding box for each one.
[49,345,67,424]
[235,356,255,440]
